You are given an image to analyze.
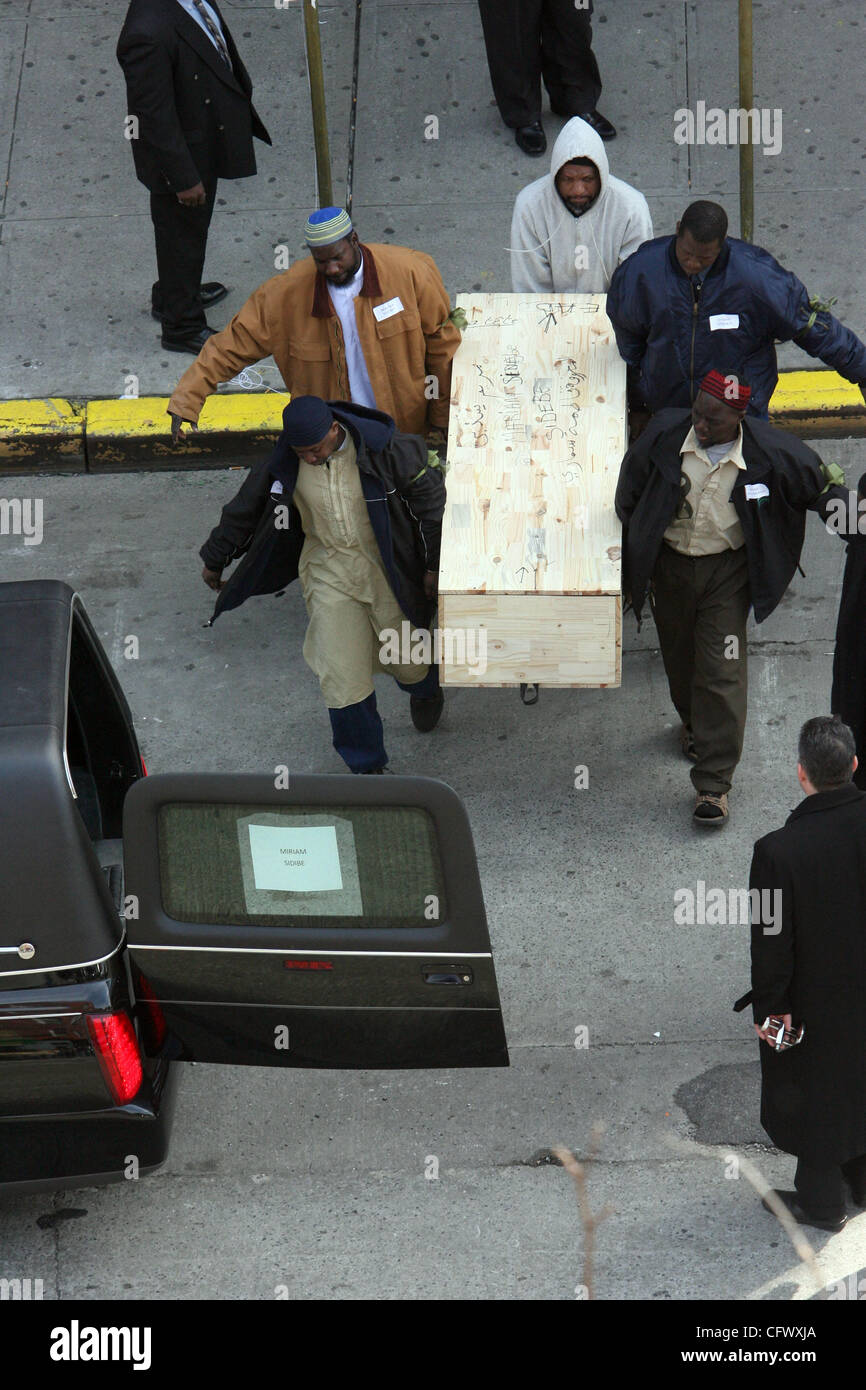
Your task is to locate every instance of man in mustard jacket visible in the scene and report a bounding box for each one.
[168,207,460,445]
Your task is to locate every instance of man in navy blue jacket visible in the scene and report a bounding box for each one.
[606,201,866,423]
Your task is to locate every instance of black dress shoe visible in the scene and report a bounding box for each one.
[762,1189,847,1233]
[577,109,617,141]
[160,326,217,354]
[199,282,229,308]
[410,690,444,732]
[151,283,229,320]
[515,121,547,156]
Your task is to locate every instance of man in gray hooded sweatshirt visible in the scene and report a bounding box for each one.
[510,117,652,294]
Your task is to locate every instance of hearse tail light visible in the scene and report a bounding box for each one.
[86,1012,144,1105]
[140,757,148,776]
[136,972,167,1050]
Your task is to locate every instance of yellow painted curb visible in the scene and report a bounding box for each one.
[770,370,863,414]
[0,372,864,473]
[84,392,290,469]
[770,370,866,437]
[85,392,289,438]
[0,398,86,468]
[0,398,85,434]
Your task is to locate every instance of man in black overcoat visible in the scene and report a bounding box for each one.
[750,715,866,1232]
[832,473,866,790]
[117,0,271,351]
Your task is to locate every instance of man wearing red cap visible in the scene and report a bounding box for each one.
[616,370,850,826]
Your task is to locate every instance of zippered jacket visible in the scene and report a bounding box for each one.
[615,408,849,623]
[606,235,866,417]
[169,243,459,435]
[199,402,444,628]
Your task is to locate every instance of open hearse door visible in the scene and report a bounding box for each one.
[123,773,509,1070]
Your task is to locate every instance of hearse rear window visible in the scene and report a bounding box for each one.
[157,803,447,928]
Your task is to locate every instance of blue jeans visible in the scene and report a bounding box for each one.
[328,666,441,772]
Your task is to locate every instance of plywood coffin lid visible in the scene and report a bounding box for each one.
[439,292,626,686]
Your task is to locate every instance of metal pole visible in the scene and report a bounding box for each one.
[303,0,333,207]
[345,0,363,217]
[738,0,754,242]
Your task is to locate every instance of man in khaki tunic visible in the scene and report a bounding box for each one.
[200,395,445,772]
[291,410,435,719]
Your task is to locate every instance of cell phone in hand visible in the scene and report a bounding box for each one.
[763,1016,805,1051]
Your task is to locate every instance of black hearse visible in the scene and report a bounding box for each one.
[0,581,507,1192]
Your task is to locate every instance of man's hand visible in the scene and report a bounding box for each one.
[177,182,207,207]
[754,1012,792,1045]
[171,413,199,444]
[426,425,448,451]
[423,569,438,601]
[202,565,225,592]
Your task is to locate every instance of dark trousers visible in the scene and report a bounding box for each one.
[795,1154,866,1220]
[149,168,218,334]
[328,664,441,773]
[477,0,601,128]
[650,543,750,796]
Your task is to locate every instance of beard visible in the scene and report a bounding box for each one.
[326,249,362,285]
[561,190,598,216]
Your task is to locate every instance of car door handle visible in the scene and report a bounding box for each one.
[0,942,36,959]
[421,967,473,985]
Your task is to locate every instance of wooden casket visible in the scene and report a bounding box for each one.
[438,292,626,687]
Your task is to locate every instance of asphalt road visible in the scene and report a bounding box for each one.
[2,448,866,1301]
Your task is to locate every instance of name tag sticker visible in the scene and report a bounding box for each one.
[745,483,770,500]
[709,314,740,330]
[373,296,404,322]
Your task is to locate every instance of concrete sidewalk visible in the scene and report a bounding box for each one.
[1,0,865,419]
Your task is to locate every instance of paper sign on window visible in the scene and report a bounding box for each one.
[248,824,342,893]
[236,812,363,918]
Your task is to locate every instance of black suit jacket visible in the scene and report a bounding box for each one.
[117,0,271,193]
[832,475,866,789]
[750,784,866,1165]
